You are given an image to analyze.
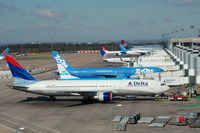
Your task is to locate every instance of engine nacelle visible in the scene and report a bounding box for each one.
[94,92,113,102]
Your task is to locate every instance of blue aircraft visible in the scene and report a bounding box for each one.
[52,51,165,79]
[119,41,153,55]
[99,41,149,57]
[0,48,10,60]
[121,40,133,50]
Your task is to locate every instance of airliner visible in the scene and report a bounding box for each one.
[0,48,10,60]
[52,51,164,79]
[6,55,169,102]
[101,46,141,56]
[100,48,140,63]
[119,43,152,55]
[101,40,152,57]
[121,40,131,49]
[120,40,154,53]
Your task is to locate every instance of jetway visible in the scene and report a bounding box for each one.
[129,43,199,86]
[125,39,200,85]
[167,37,200,85]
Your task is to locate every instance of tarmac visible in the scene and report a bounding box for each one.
[0,53,199,133]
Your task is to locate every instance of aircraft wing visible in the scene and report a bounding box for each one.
[92,74,128,78]
[78,92,97,96]
[92,74,116,78]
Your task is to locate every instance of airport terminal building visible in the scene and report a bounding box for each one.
[166,37,200,85]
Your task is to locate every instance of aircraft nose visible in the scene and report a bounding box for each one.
[103,59,108,62]
[159,68,165,72]
[163,86,170,92]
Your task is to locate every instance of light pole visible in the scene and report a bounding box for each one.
[180,28,184,38]
[190,25,194,49]
[65,42,67,52]
[198,29,200,37]
[20,40,22,54]
[162,34,165,42]
[6,40,9,48]
[171,32,174,38]
[50,37,53,51]
[175,30,178,38]
[190,25,194,37]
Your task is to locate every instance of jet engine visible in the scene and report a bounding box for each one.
[116,53,123,56]
[94,92,113,102]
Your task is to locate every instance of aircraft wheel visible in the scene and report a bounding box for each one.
[49,96,56,101]
[82,97,92,104]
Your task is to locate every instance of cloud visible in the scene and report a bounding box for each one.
[0,27,9,33]
[0,2,15,9]
[39,23,52,29]
[145,19,156,26]
[39,23,73,31]
[162,17,179,23]
[128,18,142,27]
[188,10,200,15]
[127,18,156,27]
[35,4,50,9]
[72,13,91,20]
[63,26,73,30]
[170,0,200,6]
[33,9,66,19]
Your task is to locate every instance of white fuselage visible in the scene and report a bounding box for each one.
[105,50,141,56]
[104,50,121,54]
[103,57,134,63]
[127,49,150,55]
[20,79,169,96]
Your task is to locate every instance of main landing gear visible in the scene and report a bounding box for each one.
[81,96,94,104]
[49,96,56,101]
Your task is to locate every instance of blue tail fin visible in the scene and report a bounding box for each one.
[51,51,74,70]
[0,48,10,59]
[119,44,128,54]
[2,48,10,55]
[100,48,106,57]
[52,51,77,79]
[5,55,36,81]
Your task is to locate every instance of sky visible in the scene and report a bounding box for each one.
[0,0,200,43]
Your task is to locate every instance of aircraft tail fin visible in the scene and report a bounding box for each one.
[119,44,128,54]
[5,55,36,85]
[51,51,74,70]
[100,47,106,57]
[51,51,77,79]
[2,48,10,55]
[121,40,132,49]
[102,46,107,51]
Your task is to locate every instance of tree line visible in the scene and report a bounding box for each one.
[0,41,165,54]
